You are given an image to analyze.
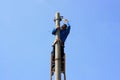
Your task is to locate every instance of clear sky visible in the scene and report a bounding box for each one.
[0,0,120,80]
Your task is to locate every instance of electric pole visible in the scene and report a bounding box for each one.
[55,12,61,80]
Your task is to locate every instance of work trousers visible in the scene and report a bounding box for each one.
[51,45,64,60]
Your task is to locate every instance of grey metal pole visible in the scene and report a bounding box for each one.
[55,12,61,80]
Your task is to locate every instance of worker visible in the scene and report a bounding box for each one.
[51,19,71,69]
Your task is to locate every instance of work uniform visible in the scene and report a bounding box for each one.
[51,22,70,60]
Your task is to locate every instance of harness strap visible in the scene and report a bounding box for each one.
[55,58,61,60]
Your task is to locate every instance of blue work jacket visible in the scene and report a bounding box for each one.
[52,22,70,43]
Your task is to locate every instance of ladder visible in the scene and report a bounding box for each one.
[50,53,66,80]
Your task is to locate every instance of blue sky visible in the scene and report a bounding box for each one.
[0,0,120,80]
